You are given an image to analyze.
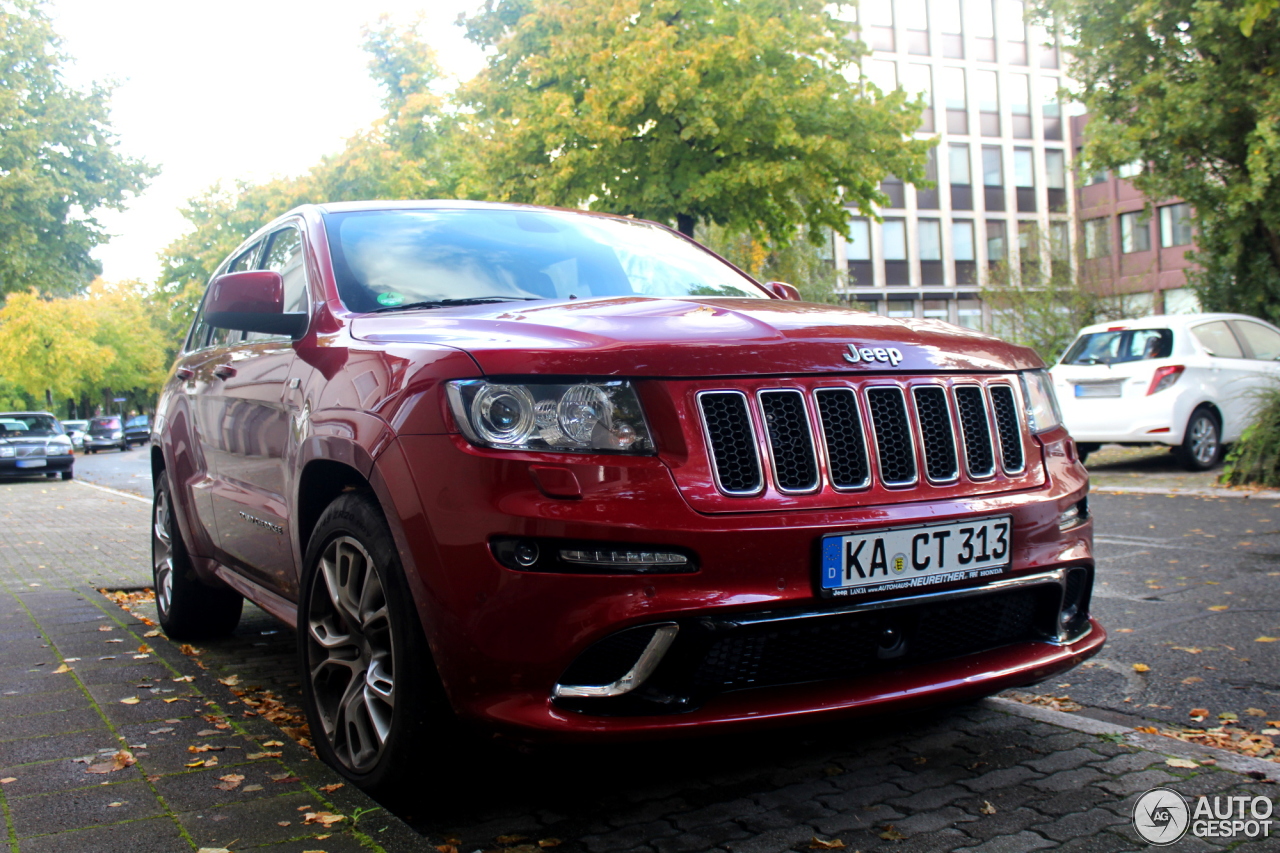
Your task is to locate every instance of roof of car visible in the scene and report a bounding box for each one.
[1073,313,1276,336]
[0,411,58,418]
[311,199,618,217]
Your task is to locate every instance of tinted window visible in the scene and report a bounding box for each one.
[89,417,122,432]
[1233,320,1280,360]
[324,209,766,313]
[0,414,60,436]
[1191,321,1244,358]
[1061,329,1172,365]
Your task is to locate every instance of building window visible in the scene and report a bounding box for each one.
[904,64,934,133]
[1117,160,1143,179]
[900,0,930,54]
[1120,211,1151,253]
[883,218,910,285]
[934,0,964,58]
[986,219,1007,268]
[881,175,906,209]
[918,148,940,210]
[949,143,972,210]
[1040,33,1061,69]
[924,299,950,322]
[1014,147,1036,212]
[982,146,1004,211]
[1049,221,1069,260]
[974,69,1000,136]
[920,218,944,284]
[1045,149,1066,212]
[1083,217,1111,259]
[1010,73,1032,139]
[1001,0,1028,65]
[957,298,984,330]
[847,216,873,285]
[864,0,895,50]
[953,220,977,283]
[942,68,968,134]
[1018,220,1041,280]
[1041,76,1062,140]
[1160,203,1193,247]
[967,0,997,61]
[886,298,916,318]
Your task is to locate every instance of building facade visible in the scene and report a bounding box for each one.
[841,0,1075,331]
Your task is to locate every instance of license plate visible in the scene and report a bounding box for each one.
[15,459,46,468]
[1075,383,1122,398]
[819,516,1012,598]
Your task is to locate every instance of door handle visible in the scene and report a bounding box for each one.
[175,367,194,381]
[213,365,238,380]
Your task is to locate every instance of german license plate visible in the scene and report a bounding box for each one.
[15,459,46,468]
[1075,383,1122,398]
[819,516,1012,598]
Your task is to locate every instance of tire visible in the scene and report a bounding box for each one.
[1178,409,1222,471]
[152,476,243,639]
[61,470,73,481]
[45,472,57,479]
[298,490,454,800]
[1076,442,1100,465]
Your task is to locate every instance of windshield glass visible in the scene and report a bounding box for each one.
[0,414,61,437]
[1061,329,1173,365]
[323,208,767,312]
[90,417,122,431]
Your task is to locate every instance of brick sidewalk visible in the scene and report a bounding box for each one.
[1,479,1278,852]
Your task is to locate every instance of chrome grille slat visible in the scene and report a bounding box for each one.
[758,390,819,493]
[989,385,1025,474]
[697,391,764,495]
[912,385,959,483]
[815,388,870,490]
[866,386,917,486]
[954,385,996,478]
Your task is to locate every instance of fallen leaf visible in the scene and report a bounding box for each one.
[52,663,71,674]
[436,846,460,853]
[272,775,300,784]
[137,644,152,654]
[878,825,907,841]
[119,696,140,705]
[246,751,282,760]
[146,774,161,783]
[277,821,291,827]
[1219,712,1239,721]
[196,729,221,737]
[185,760,205,768]
[0,777,15,784]
[537,841,562,850]
[219,675,240,687]
[1255,636,1278,643]
[1182,677,1204,685]
[979,801,998,815]
[187,744,225,753]
[1133,663,1151,673]
[912,756,927,765]
[212,773,245,791]
[1117,628,1134,633]
[178,644,201,656]
[303,811,346,827]
[148,727,174,735]
[497,836,527,845]
[262,740,283,747]
[1166,758,1199,769]
[1171,646,1202,654]
[86,750,135,774]
[173,675,194,683]
[1209,605,1229,612]
[98,625,112,632]
[196,848,232,853]
[809,838,845,850]
[1190,708,1210,718]
[108,801,123,807]
[319,782,344,793]
[1245,708,1267,717]
[144,629,161,638]
[163,697,188,703]
[105,638,124,643]
[242,784,263,792]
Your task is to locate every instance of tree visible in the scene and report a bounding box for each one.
[1032,0,1280,323]
[0,0,155,297]
[459,0,931,243]
[697,223,846,304]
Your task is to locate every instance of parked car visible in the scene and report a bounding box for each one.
[1050,313,1280,470]
[0,412,74,480]
[124,414,150,447]
[62,419,88,450]
[83,415,128,453]
[153,200,1102,796]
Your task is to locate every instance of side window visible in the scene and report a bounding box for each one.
[1191,321,1244,358]
[228,243,261,273]
[1233,320,1280,360]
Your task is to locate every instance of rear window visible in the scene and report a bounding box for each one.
[323,208,767,313]
[1060,328,1173,365]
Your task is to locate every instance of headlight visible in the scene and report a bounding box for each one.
[111,430,123,438]
[0,446,14,458]
[447,380,654,453]
[46,442,72,455]
[1021,369,1063,434]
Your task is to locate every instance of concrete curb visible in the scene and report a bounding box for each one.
[1089,483,1280,499]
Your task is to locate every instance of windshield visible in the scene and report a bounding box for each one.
[91,417,122,431]
[1061,329,1173,366]
[323,208,767,313]
[0,414,62,437]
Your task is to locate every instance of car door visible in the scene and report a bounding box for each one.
[1188,320,1254,437]
[1228,319,1280,438]
[207,223,313,596]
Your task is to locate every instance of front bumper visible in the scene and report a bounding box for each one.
[84,436,123,450]
[0,456,73,478]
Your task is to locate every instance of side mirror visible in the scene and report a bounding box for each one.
[205,270,308,338]
[765,281,801,301]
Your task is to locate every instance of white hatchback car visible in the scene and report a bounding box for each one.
[1051,313,1280,470]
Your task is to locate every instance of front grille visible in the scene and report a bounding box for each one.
[699,377,1028,497]
[698,391,763,495]
[692,588,1044,692]
[15,445,44,459]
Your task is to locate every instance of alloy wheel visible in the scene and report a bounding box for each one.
[305,535,395,774]
[1190,415,1219,467]
[152,488,174,616]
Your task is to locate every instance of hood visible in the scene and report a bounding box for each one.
[349,297,1042,377]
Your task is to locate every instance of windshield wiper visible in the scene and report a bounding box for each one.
[371,296,540,313]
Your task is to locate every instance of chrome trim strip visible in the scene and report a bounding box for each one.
[865,385,919,487]
[553,624,680,698]
[696,390,765,497]
[911,383,960,485]
[757,388,820,495]
[813,386,872,491]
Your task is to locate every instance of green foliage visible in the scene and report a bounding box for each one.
[1220,381,1280,487]
[1032,0,1280,324]
[0,378,32,412]
[981,250,1111,364]
[459,0,931,241]
[696,223,845,303]
[0,0,155,297]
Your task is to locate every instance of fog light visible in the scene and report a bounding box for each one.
[560,549,689,568]
[513,541,540,567]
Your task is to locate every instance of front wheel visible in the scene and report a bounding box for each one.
[1178,410,1222,471]
[152,476,243,639]
[298,490,454,800]
[61,470,73,481]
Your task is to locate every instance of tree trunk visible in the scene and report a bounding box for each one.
[676,213,696,238]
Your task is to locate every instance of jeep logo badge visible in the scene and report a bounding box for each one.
[843,344,904,366]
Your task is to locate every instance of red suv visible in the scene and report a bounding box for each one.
[153,201,1102,795]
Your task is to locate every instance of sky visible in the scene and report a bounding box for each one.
[48,0,487,284]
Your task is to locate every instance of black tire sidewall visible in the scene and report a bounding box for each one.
[152,476,243,638]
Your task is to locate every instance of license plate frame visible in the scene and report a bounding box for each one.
[818,515,1012,599]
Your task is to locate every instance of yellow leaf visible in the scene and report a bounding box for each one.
[1255,636,1278,643]
[119,696,140,705]
[1208,605,1229,611]
[1245,708,1266,716]
[1132,663,1151,672]
[52,663,71,674]
[809,838,845,850]
[0,777,16,784]
[980,801,998,814]
[1166,758,1199,768]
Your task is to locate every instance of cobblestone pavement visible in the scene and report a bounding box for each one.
[1,479,1278,852]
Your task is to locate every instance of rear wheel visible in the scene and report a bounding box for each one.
[1178,409,1221,471]
[61,470,73,481]
[298,490,454,800]
[152,476,243,639]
